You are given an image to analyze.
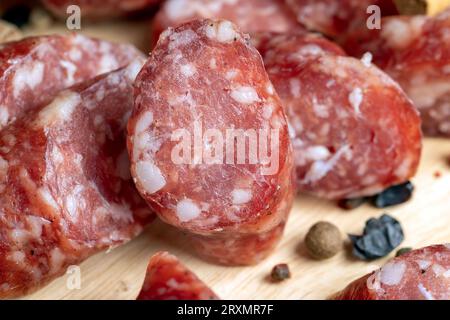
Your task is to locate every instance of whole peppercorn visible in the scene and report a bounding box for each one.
[305,221,342,259]
[270,264,291,282]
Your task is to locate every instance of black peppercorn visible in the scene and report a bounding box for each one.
[270,264,291,282]
[349,214,404,260]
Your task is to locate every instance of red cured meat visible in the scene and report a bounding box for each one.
[41,0,161,19]
[344,9,450,137]
[129,19,294,265]
[151,0,300,47]
[0,34,142,129]
[255,32,422,199]
[0,59,154,298]
[285,0,398,40]
[334,244,450,300]
[137,252,218,300]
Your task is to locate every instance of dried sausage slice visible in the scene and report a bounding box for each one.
[343,9,450,137]
[255,32,422,199]
[41,0,161,19]
[0,59,154,298]
[285,0,398,39]
[137,252,218,300]
[0,33,143,129]
[333,244,450,300]
[151,0,300,47]
[129,19,295,265]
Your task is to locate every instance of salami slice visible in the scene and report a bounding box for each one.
[334,244,450,300]
[0,33,143,129]
[137,252,218,300]
[285,0,398,39]
[344,9,450,137]
[0,59,154,298]
[129,19,294,265]
[151,0,300,47]
[41,0,161,19]
[255,32,422,199]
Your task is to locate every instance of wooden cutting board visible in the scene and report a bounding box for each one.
[17,19,450,300]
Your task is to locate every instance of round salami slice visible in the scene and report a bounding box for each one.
[151,0,300,47]
[0,59,154,298]
[0,33,143,129]
[343,9,450,137]
[333,244,450,300]
[255,32,422,199]
[129,19,295,265]
[137,252,219,300]
[41,0,161,19]
[285,0,398,40]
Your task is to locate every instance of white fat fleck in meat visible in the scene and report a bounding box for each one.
[0,106,8,127]
[287,122,296,140]
[135,161,166,194]
[231,189,252,205]
[168,29,198,50]
[9,229,29,246]
[26,215,50,239]
[134,112,153,136]
[312,97,329,118]
[38,187,59,211]
[417,259,431,271]
[37,91,81,125]
[262,103,274,120]
[13,62,45,98]
[180,63,196,77]
[361,52,373,67]
[165,0,195,20]
[204,20,239,43]
[380,261,406,286]
[225,69,239,80]
[349,88,363,115]
[303,145,351,183]
[125,58,145,81]
[366,271,382,291]
[68,48,82,61]
[51,146,64,164]
[296,44,324,57]
[209,58,217,69]
[266,83,274,95]
[230,86,260,104]
[99,54,119,74]
[305,146,331,161]
[381,17,425,50]
[60,60,77,85]
[65,185,85,220]
[176,198,201,222]
[49,247,65,275]
[432,264,447,277]
[418,283,435,300]
[7,250,25,264]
